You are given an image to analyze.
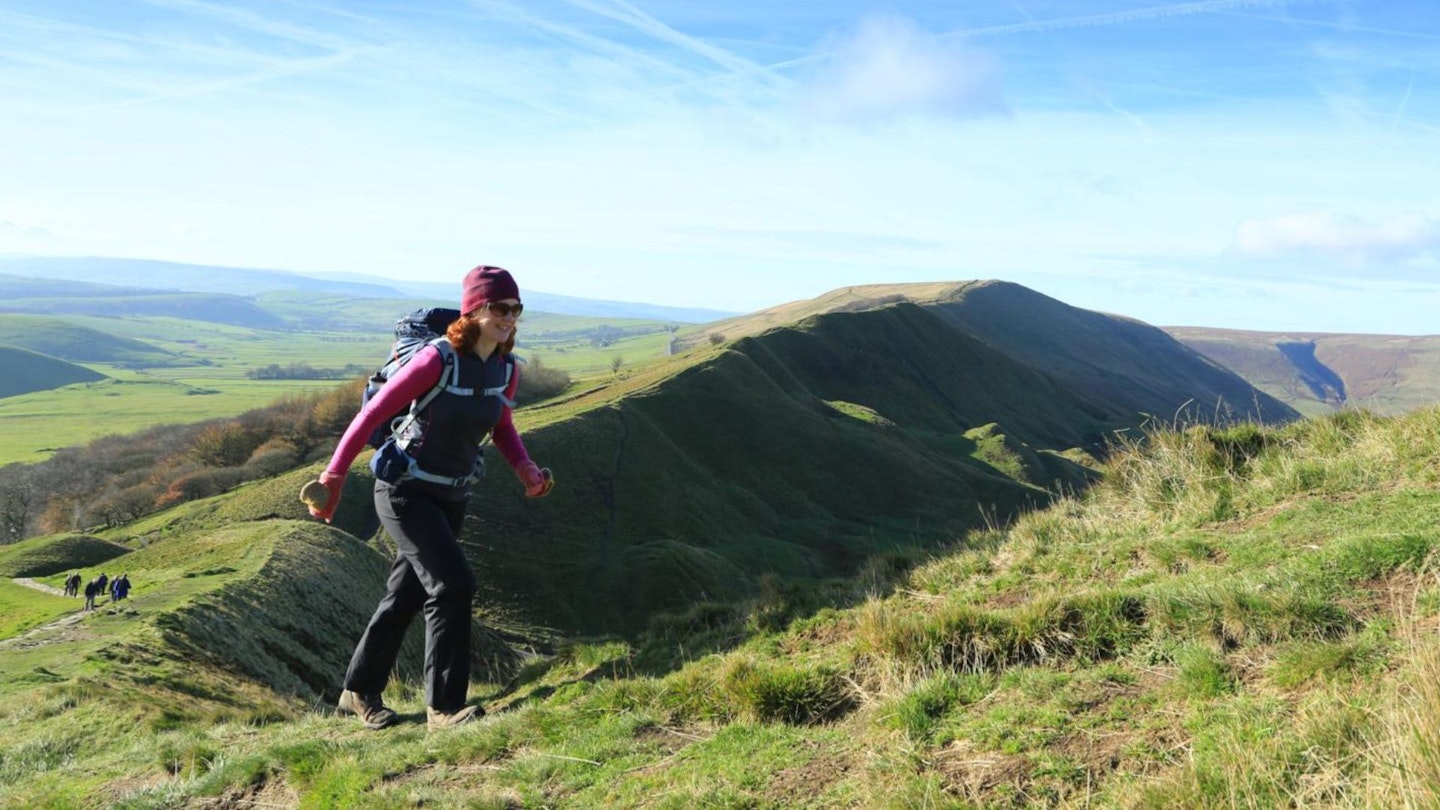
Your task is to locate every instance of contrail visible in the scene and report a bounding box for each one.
[1391,70,1415,133]
[936,0,1337,41]
[103,47,373,109]
[1226,9,1440,41]
[766,0,1340,71]
[560,0,793,91]
[139,0,367,51]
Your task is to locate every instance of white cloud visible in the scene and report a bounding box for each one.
[799,16,1006,124]
[1234,211,1440,262]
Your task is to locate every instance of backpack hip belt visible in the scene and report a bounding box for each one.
[404,465,482,488]
[372,438,485,488]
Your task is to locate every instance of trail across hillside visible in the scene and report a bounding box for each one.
[1,578,99,653]
[14,577,66,596]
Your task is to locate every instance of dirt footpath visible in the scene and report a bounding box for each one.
[14,577,67,596]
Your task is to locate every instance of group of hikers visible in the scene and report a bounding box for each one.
[62,571,131,611]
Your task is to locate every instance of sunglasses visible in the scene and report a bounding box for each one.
[485,302,524,318]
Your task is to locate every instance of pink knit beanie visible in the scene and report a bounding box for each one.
[461,265,520,314]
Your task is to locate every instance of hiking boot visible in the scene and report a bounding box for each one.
[426,704,482,730]
[337,690,398,730]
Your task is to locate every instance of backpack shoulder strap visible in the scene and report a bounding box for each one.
[481,355,517,408]
[414,339,462,409]
[392,340,458,449]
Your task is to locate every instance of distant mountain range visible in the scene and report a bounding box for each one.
[0,256,736,324]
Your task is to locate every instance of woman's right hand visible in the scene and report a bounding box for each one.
[300,471,347,522]
[517,461,554,498]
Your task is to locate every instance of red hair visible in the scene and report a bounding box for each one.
[446,313,515,355]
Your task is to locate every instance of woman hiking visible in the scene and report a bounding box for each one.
[302,265,554,730]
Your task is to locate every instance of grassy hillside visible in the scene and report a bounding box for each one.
[0,345,107,398]
[686,281,1298,427]
[923,282,1296,425]
[4,407,1440,806]
[1168,326,1440,416]
[0,519,433,800]
[0,314,178,367]
[0,533,130,578]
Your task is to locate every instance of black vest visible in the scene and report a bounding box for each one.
[396,349,512,483]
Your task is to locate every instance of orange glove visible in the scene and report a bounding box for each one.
[517,461,554,499]
[300,470,347,522]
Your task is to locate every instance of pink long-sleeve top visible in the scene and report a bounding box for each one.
[325,345,530,478]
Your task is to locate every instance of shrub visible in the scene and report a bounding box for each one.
[515,356,571,405]
[155,467,245,509]
[243,438,301,479]
[91,482,163,527]
[189,423,261,468]
[307,381,362,441]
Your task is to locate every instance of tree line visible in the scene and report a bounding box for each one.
[245,362,368,380]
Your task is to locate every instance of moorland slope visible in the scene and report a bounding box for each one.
[1169,326,1440,416]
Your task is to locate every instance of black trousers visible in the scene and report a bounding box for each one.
[343,480,476,712]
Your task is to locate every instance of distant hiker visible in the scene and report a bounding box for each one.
[114,574,131,601]
[83,579,98,611]
[302,265,554,731]
[95,573,108,601]
[65,572,82,597]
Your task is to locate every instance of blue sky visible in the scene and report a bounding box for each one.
[2,0,1437,333]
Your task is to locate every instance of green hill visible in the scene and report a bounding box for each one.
[0,345,107,397]
[690,281,1298,427]
[0,533,129,578]
[0,314,178,367]
[924,281,1297,425]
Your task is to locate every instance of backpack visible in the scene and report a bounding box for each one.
[361,307,515,449]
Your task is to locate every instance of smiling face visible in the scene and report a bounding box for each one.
[473,298,522,349]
